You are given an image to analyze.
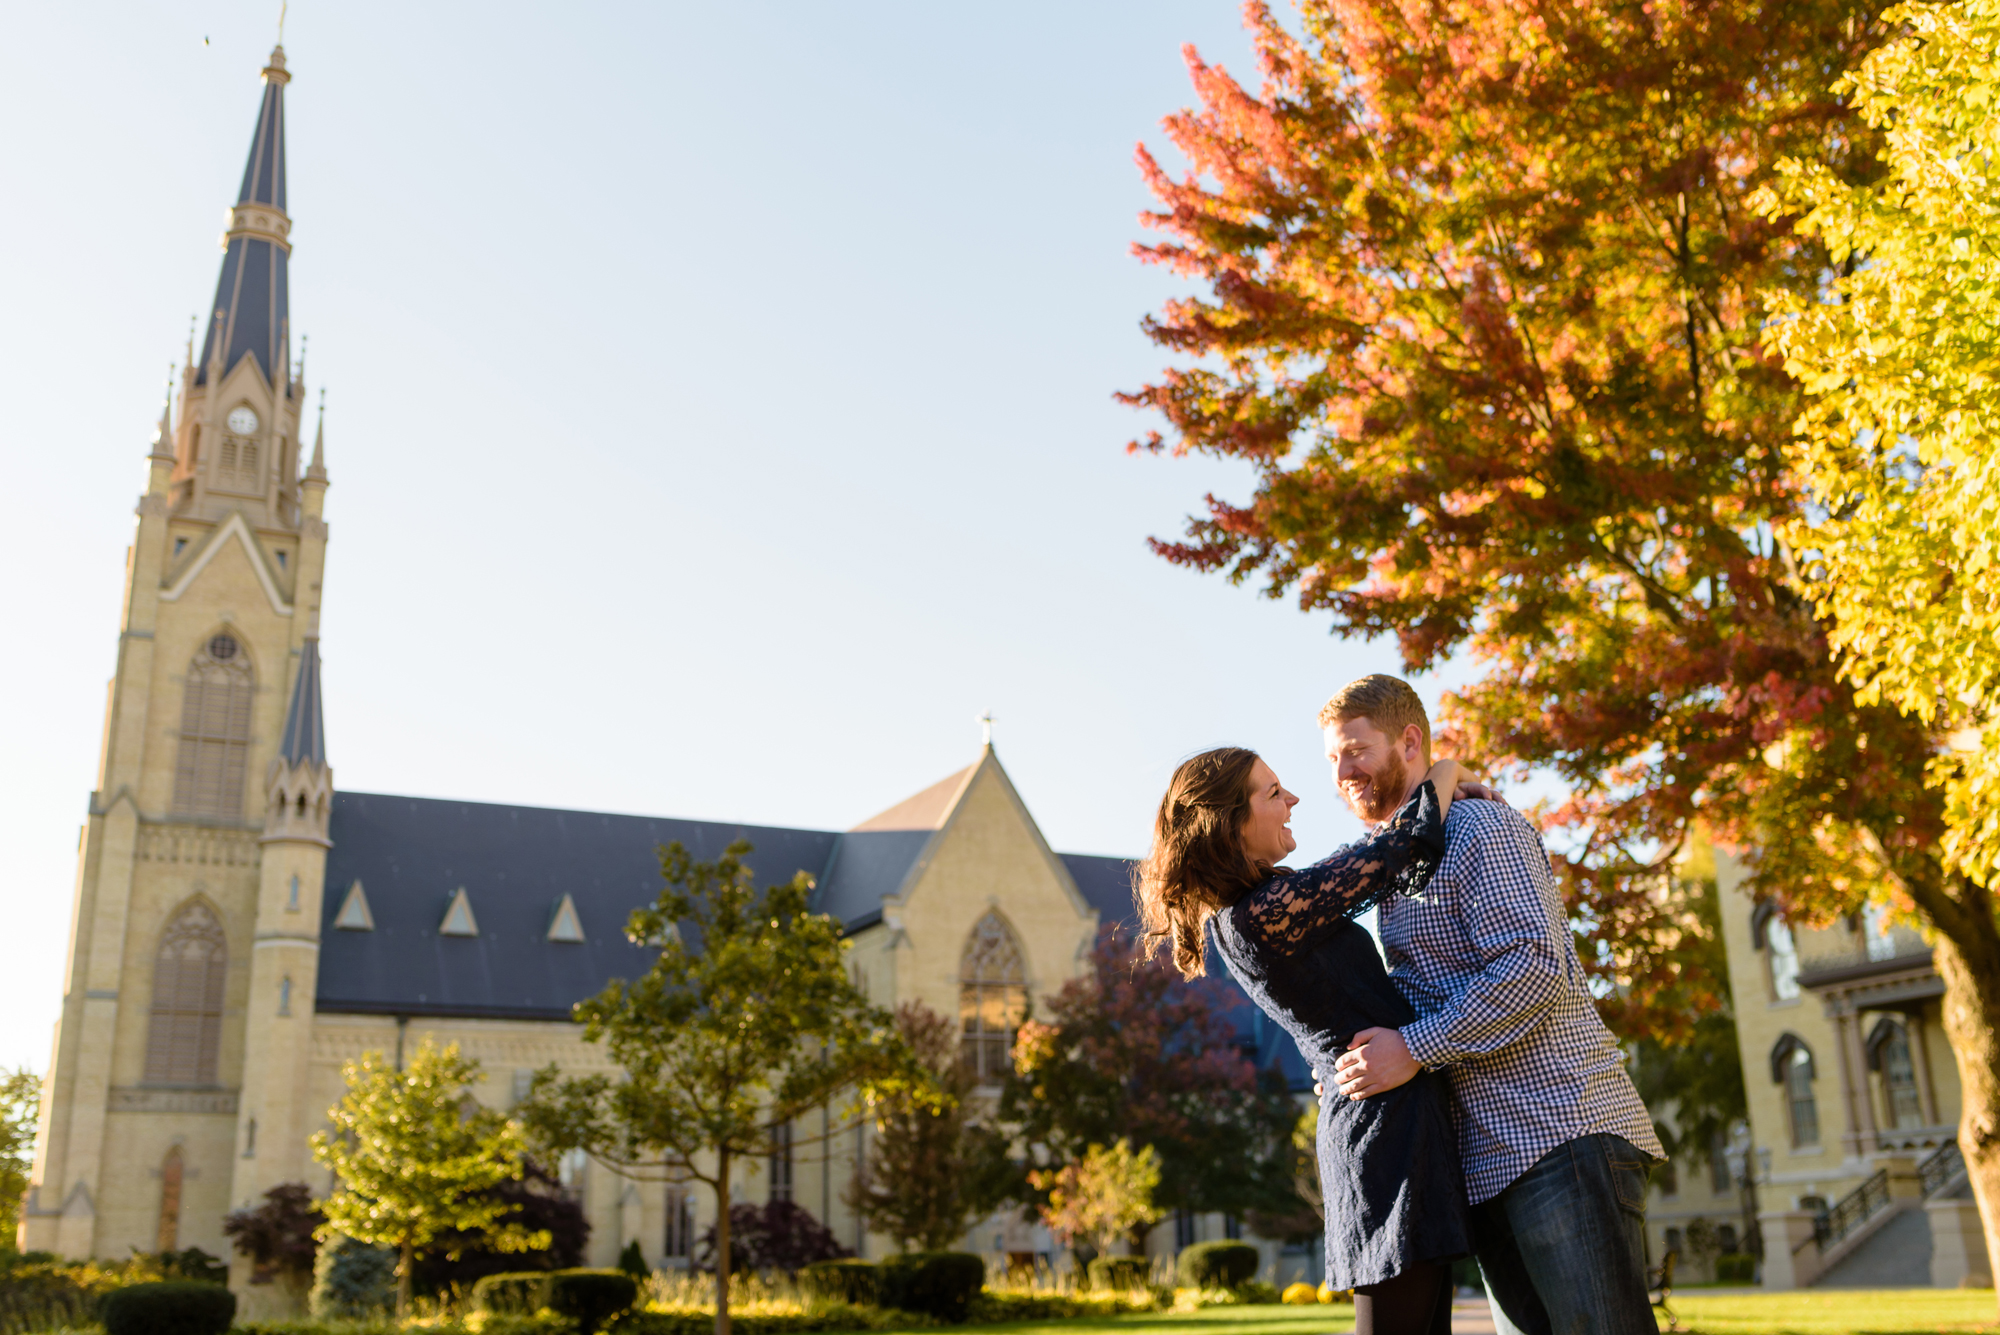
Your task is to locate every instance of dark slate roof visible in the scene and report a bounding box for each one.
[813,830,932,932]
[198,48,290,388]
[278,638,326,766]
[319,793,838,1020]
[318,794,1314,1092]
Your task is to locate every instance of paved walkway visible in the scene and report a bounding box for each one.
[1450,1296,1497,1333]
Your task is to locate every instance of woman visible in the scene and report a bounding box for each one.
[1135,747,1478,1335]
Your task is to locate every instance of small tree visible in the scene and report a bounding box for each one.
[1029,1139,1163,1258]
[223,1183,321,1285]
[0,1068,40,1250]
[411,1159,588,1297]
[518,840,922,1335]
[310,1041,549,1314]
[847,1003,1019,1251]
[1003,927,1295,1226]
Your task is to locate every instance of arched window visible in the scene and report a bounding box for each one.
[1770,1034,1818,1149]
[171,633,254,820]
[1751,901,1803,1002]
[157,1145,183,1250]
[960,911,1028,1083]
[1867,1018,1925,1130]
[145,901,227,1085]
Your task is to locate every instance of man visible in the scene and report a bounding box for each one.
[1319,674,1664,1335]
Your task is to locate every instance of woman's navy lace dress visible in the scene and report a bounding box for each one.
[1209,783,1470,1290]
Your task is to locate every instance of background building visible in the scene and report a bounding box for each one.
[24,45,1316,1312]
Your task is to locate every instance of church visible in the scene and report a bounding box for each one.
[22,45,1311,1306]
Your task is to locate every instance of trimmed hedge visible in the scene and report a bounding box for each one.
[100,1280,235,1335]
[472,1270,551,1314]
[1714,1252,1756,1284]
[876,1251,985,1324]
[1176,1240,1259,1290]
[546,1269,638,1333]
[1086,1256,1150,1291]
[799,1257,877,1306]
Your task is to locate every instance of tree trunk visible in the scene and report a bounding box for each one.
[396,1238,414,1318]
[1930,892,2000,1319]
[714,1149,732,1335]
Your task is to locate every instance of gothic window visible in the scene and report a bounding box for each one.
[1770,1034,1819,1149]
[157,1146,184,1250]
[959,911,1028,1083]
[1868,1018,1926,1130]
[663,1186,693,1259]
[144,901,227,1085]
[768,1122,794,1203]
[172,634,253,821]
[1752,905,1802,1002]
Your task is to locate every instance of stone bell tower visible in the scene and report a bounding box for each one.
[24,44,335,1265]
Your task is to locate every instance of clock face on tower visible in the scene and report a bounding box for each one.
[226,406,259,435]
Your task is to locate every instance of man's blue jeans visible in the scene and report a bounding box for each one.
[1470,1133,1656,1335]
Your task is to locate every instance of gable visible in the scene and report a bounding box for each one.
[158,512,291,616]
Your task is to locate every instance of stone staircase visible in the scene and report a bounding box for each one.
[1812,1204,1932,1287]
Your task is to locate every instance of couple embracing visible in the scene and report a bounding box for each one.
[1136,676,1664,1335]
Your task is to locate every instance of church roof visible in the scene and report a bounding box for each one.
[315,789,1314,1092]
[277,638,326,766]
[197,47,291,389]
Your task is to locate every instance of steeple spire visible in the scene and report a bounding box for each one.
[277,638,326,767]
[149,372,176,463]
[307,390,327,478]
[197,45,293,390]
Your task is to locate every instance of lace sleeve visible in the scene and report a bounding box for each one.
[1231,782,1448,960]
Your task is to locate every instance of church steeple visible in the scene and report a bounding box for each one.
[196,45,292,390]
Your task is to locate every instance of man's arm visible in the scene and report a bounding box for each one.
[1397,808,1565,1068]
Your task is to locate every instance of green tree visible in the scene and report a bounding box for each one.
[1029,1139,1163,1258]
[0,1068,40,1250]
[1757,0,2000,1297]
[517,840,920,1335]
[846,1002,1018,1251]
[1122,0,1926,1044]
[1003,928,1297,1229]
[310,1040,548,1315]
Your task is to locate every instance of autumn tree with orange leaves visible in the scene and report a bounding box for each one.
[1123,0,1924,1067]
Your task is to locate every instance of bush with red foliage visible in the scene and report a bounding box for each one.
[696,1201,849,1276]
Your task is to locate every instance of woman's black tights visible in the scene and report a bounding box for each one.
[1353,1259,1453,1335]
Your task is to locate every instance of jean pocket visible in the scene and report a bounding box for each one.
[1605,1141,1651,1215]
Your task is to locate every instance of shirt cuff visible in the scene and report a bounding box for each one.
[1400,1019,1453,1070]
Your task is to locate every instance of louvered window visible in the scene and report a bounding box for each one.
[144,901,227,1085]
[157,1146,184,1250]
[172,634,253,820]
[959,911,1028,1083]
[216,434,262,492]
[663,1186,693,1259]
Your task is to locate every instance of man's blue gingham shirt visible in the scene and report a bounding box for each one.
[1377,799,1663,1205]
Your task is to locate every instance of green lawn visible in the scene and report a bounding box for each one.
[1663,1289,2000,1333]
[855,1291,2000,1335]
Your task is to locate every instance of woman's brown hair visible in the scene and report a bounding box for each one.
[1133,746,1268,979]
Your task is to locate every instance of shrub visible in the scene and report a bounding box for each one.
[545,1268,638,1333]
[1086,1256,1149,1290]
[799,1258,876,1306]
[224,1184,322,1284]
[473,1270,552,1314]
[309,1234,396,1318]
[696,1201,851,1274]
[100,1280,235,1335]
[415,1159,591,1298]
[618,1240,649,1281]
[1281,1281,1317,1304]
[1176,1240,1258,1289]
[876,1251,984,1323]
[1714,1252,1756,1284]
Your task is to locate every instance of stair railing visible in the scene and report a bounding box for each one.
[1920,1140,1964,1198]
[1799,1169,1891,1254]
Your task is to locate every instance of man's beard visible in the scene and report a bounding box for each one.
[1347,751,1412,824]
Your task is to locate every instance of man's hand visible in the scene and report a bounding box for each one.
[1332,1027,1420,1100]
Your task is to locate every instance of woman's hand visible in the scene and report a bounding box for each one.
[1454,779,1505,805]
[1424,758,1465,820]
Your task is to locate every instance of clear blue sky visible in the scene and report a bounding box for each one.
[0,2,1472,1069]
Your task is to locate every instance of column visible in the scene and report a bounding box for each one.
[1830,1007,1865,1160]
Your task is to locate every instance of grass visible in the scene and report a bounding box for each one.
[1661,1289,2000,1334]
[856,1307,1358,1335]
